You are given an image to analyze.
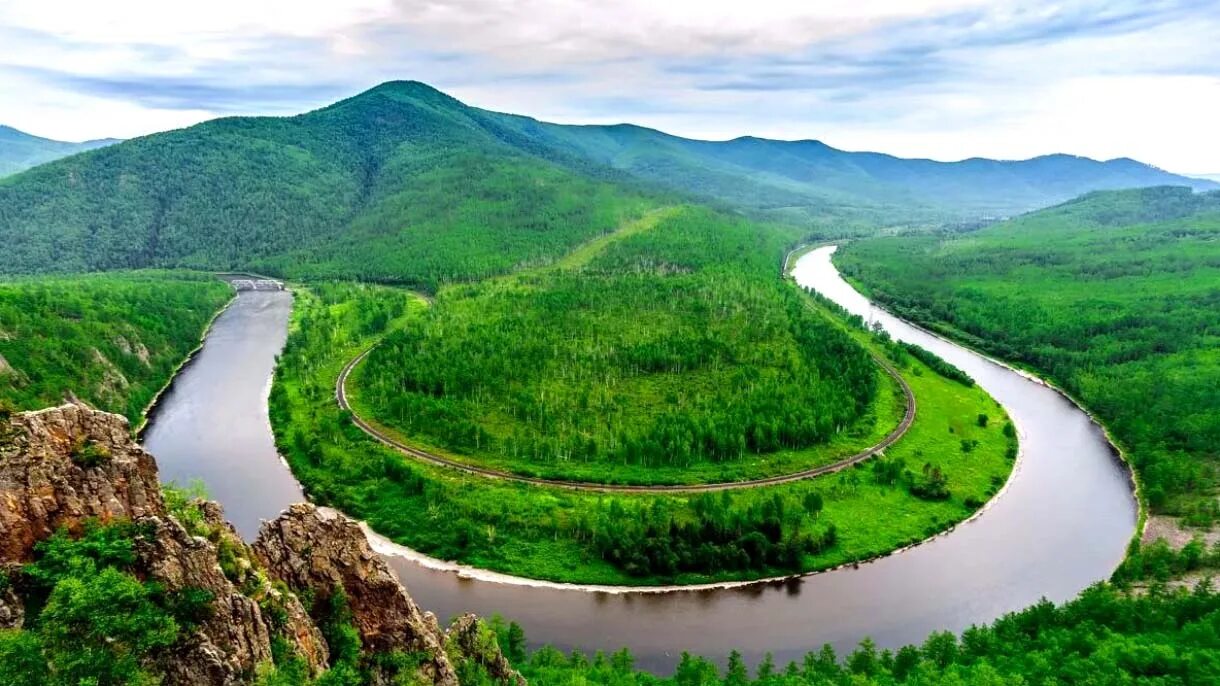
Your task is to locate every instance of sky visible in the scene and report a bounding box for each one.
[1,0,1218,174]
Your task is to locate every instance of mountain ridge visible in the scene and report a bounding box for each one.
[0,79,1214,281]
[0,124,120,177]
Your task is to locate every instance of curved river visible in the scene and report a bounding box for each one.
[143,247,1136,671]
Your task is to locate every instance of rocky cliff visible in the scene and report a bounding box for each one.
[0,403,524,686]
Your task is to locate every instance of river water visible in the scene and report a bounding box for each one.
[142,247,1137,671]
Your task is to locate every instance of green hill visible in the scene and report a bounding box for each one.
[837,186,1220,521]
[0,82,656,289]
[0,272,232,423]
[3,81,1214,286]
[0,125,118,177]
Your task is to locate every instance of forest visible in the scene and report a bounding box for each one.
[352,207,881,484]
[0,82,657,291]
[269,278,1013,584]
[837,186,1220,526]
[504,582,1220,686]
[0,272,232,423]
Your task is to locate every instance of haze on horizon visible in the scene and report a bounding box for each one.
[1,0,1217,174]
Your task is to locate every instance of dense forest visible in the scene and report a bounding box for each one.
[3,81,1214,287]
[837,186,1220,525]
[505,583,1220,686]
[354,208,880,483]
[0,272,232,422]
[270,280,1013,584]
[0,82,657,290]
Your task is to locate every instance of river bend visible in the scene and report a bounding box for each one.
[142,247,1137,671]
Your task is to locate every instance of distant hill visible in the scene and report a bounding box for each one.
[483,113,1218,220]
[1,80,1214,280]
[0,125,119,177]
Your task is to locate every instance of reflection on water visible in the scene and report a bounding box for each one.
[141,253,1136,672]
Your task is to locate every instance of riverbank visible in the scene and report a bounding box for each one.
[829,253,1147,551]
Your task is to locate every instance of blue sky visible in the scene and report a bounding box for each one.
[1,0,1217,173]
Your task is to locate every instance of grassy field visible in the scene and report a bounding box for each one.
[836,186,1220,525]
[270,281,1014,585]
[0,271,233,423]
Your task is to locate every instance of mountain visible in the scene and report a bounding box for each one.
[0,125,119,177]
[482,112,1218,219]
[1,80,1214,281]
[0,82,657,287]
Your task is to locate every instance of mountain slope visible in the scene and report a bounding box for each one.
[0,125,118,177]
[2,80,1215,282]
[482,111,1217,219]
[0,82,656,288]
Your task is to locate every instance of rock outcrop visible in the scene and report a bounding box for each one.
[0,403,163,561]
[447,614,528,686]
[255,503,473,686]
[1,403,524,686]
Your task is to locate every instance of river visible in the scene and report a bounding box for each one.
[142,247,1137,671]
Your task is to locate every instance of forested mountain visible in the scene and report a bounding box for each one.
[837,186,1220,523]
[481,111,1217,220]
[0,82,656,289]
[0,125,117,177]
[2,81,1214,285]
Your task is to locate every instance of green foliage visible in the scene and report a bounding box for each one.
[0,271,231,423]
[515,584,1220,686]
[70,438,111,468]
[3,521,213,686]
[838,186,1220,519]
[0,83,654,291]
[1114,538,1220,584]
[270,280,1014,584]
[355,208,878,483]
[897,343,974,387]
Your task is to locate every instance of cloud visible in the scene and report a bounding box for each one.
[0,0,1217,172]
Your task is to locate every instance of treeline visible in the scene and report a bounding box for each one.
[0,272,232,423]
[578,494,835,577]
[837,188,1220,521]
[895,343,973,387]
[502,583,1220,686]
[355,207,878,481]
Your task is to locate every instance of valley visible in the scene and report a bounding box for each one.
[0,78,1213,685]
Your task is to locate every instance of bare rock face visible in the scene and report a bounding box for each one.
[254,503,461,686]
[134,515,275,685]
[0,403,163,562]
